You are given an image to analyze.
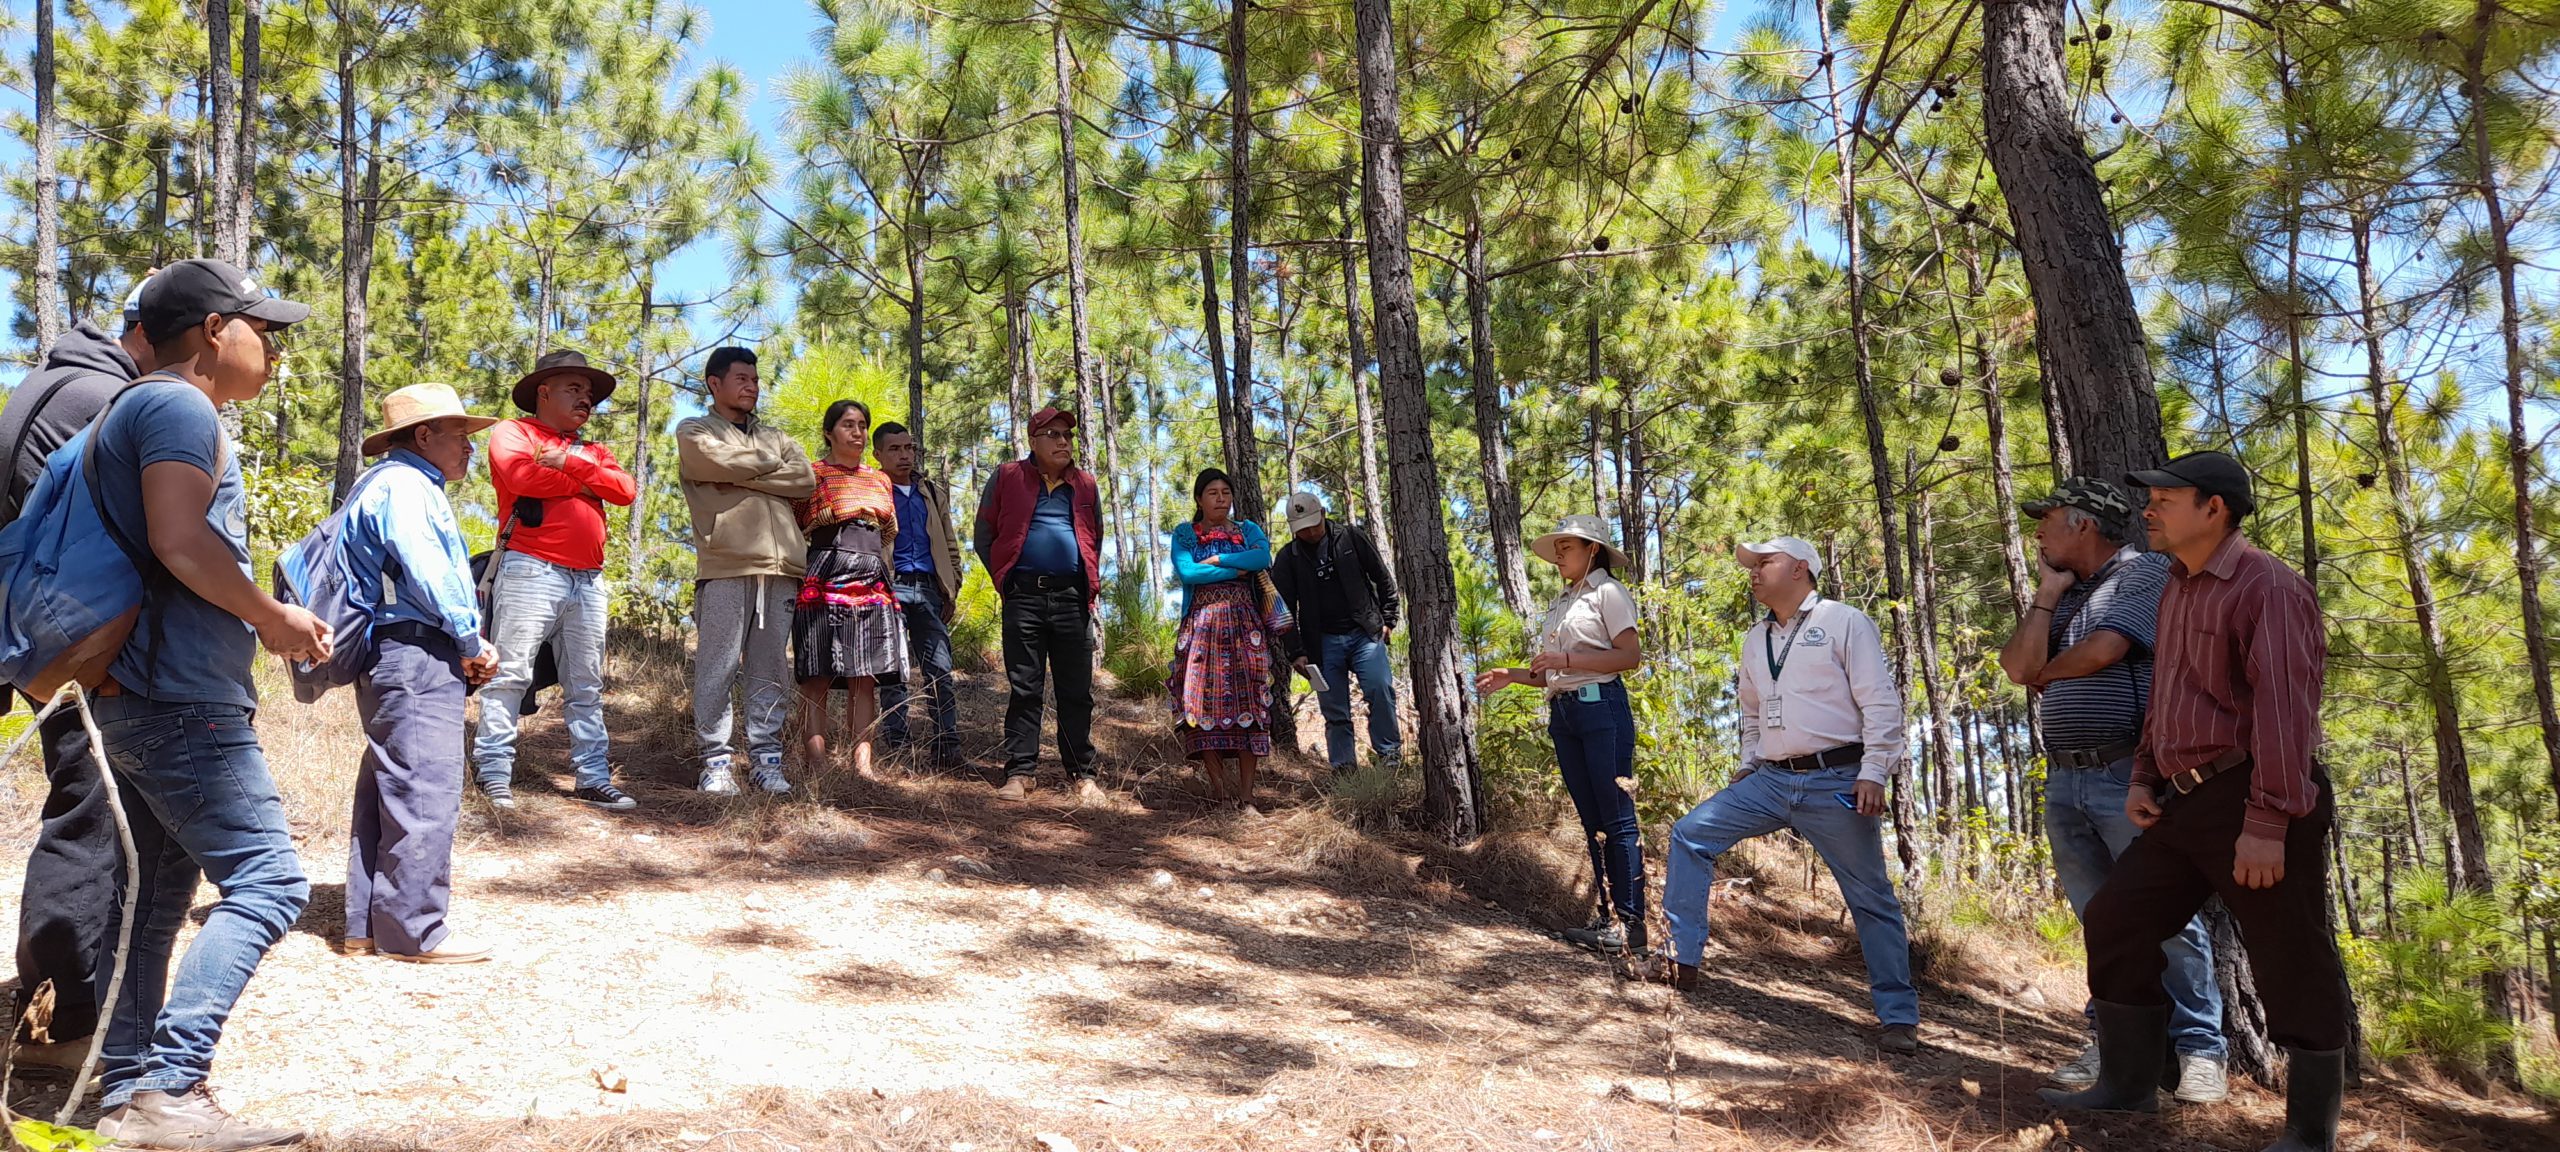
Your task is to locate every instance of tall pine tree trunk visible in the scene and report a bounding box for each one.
[1222,0,1268,529]
[332,16,373,503]
[1054,14,1099,440]
[904,182,930,449]
[1463,180,1530,616]
[1353,0,1483,842]
[625,287,654,577]
[1817,3,1920,883]
[30,0,63,355]
[209,0,239,265]
[1339,222,1389,551]
[229,0,260,264]
[1981,0,2165,482]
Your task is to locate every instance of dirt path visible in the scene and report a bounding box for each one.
[2,652,2552,1150]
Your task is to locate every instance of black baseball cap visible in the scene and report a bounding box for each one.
[2125,451,2256,517]
[137,259,312,344]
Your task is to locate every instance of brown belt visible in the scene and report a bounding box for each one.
[2166,747,2250,795]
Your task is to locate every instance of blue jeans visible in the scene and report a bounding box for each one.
[473,552,611,790]
[880,577,958,754]
[1315,630,1400,768]
[1550,681,1645,923]
[1664,762,1918,1028]
[91,697,309,1107]
[2047,755,2225,1056]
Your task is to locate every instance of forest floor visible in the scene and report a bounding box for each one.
[0,637,2553,1151]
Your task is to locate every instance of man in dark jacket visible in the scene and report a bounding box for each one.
[1271,492,1403,771]
[0,278,157,1066]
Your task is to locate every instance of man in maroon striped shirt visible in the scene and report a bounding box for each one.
[2041,451,2347,1152]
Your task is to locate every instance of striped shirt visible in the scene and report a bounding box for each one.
[2040,548,2169,753]
[2133,532,2327,841]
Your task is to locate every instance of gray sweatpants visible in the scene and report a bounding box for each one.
[693,575,796,765]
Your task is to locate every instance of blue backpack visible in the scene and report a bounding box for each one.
[0,386,162,702]
[273,461,402,703]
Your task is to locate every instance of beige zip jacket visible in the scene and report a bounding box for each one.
[676,412,819,580]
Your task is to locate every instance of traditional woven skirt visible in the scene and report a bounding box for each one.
[1171,579,1274,758]
[793,520,910,686]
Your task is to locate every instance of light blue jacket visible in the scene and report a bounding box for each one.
[345,449,486,657]
[1171,518,1272,618]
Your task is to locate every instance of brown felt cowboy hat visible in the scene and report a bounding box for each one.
[510,349,617,414]
[364,383,500,456]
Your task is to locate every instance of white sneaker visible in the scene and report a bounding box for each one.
[699,759,740,795]
[2171,1052,2229,1104]
[2049,1041,2101,1087]
[749,758,789,795]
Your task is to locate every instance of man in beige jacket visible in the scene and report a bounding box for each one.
[678,347,817,794]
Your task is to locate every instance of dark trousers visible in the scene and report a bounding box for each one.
[347,631,467,955]
[1550,680,1646,924]
[2084,761,2351,1051]
[881,576,959,754]
[13,708,114,1041]
[1001,581,1095,779]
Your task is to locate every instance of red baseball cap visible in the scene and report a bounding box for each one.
[1028,406,1076,435]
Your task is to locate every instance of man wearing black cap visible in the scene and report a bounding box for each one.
[471,350,639,812]
[971,405,1107,804]
[1999,478,2226,1102]
[2043,451,2348,1152]
[83,258,330,1149]
[2,272,159,1070]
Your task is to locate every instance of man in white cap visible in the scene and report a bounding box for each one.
[1657,535,1919,1053]
[337,384,503,964]
[1270,491,1402,771]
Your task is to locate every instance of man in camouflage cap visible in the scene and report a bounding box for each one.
[1995,477,2230,1103]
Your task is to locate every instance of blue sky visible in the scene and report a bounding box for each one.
[655,0,818,332]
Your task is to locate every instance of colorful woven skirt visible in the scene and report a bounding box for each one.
[1171,579,1274,758]
[793,520,910,686]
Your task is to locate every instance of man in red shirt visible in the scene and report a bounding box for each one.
[470,350,641,811]
[2042,451,2346,1152]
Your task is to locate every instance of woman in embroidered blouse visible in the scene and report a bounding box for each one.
[1475,514,1648,957]
[793,399,909,781]
[1170,468,1285,810]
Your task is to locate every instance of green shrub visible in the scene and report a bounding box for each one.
[949,571,1002,673]
[2346,878,2516,1072]
[1099,568,1173,698]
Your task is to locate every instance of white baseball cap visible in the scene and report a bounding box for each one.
[1735,536,1822,578]
[1285,491,1329,532]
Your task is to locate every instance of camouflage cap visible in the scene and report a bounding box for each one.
[2022,477,2135,536]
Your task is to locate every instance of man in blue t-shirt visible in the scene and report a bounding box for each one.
[1999,478,2227,1105]
[83,260,330,1151]
[872,420,966,767]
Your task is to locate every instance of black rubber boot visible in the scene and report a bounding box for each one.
[2261,1047,2343,1152]
[2038,1000,2166,1113]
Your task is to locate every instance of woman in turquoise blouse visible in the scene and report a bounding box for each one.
[1169,468,1287,810]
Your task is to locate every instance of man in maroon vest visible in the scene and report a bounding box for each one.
[972,405,1107,803]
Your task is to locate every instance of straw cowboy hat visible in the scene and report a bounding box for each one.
[364,382,500,456]
[510,349,618,414]
[1530,514,1632,572]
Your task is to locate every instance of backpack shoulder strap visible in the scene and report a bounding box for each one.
[81,383,155,571]
[2,370,97,520]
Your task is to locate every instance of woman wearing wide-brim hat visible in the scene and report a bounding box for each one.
[1474,514,1649,956]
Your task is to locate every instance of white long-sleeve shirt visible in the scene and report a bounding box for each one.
[1737,591,1905,786]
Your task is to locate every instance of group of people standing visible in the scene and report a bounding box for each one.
[0,264,2350,1152]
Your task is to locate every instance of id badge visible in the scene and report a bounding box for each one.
[1762,697,1785,729]
[1577,683,1602,703]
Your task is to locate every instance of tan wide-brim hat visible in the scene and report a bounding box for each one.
[1530,513,1631,572]
[364,382,501,456]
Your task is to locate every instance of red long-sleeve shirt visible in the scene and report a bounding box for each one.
[2133,531,2327,840]
[487,416,637,572]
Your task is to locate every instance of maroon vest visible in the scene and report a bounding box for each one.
[982,458,1103,602]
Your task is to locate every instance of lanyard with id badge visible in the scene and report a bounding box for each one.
[1541,590,1607,703]
[1761,596,1819,729]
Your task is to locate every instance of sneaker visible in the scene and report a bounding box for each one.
[1879,1025,1920,1055]
[97,1083,304,1151]
[2170,1052,2229,1104]
[749,756,790,795]
[381,935,491,965]
[1075,778,1110,806]
[995,776,1031,802]
[476,778,517,810]
[699,757,740,796]
[2049,1041,2102,1087]
[574,784,638,811]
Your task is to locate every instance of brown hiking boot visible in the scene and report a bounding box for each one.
[11,1036,90,1070]
[995,776,1032,802]
[97,1083,304,1150]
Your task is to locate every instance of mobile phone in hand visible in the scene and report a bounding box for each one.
[1835,792,1859,810]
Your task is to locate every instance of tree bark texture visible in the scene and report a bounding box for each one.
[1054,15,1100,443]
[1339,225,1390,553]
[1353,0,1484,843]
[230,0,260,265]
[332,20,374,504]
[1223,0,1269,532]
[1464,185,1530,616]
[1982,0,2165,483]
[31,0,64,355]
[210,0,240,267]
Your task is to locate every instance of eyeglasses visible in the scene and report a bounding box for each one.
[1032,428,1075,442]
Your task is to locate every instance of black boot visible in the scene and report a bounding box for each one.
[1564,916,1628,954]
[2038,1000,2166,1113]
[2262,1047,2343,1152]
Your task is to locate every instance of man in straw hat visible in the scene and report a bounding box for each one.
[473,350,639,811]
[1657,536,1921,1054]
[337,384,502,965]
